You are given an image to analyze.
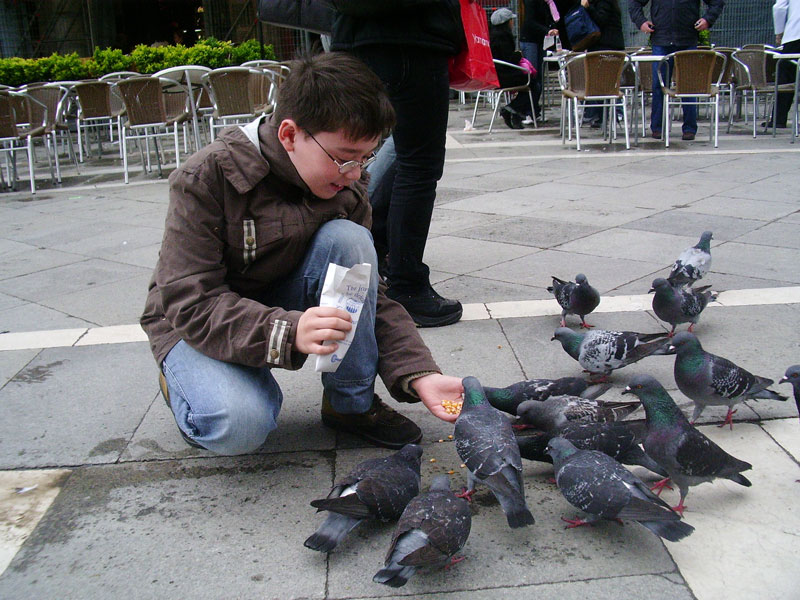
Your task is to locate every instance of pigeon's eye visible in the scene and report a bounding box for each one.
[793,373,799,379]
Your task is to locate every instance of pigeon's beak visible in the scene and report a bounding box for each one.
[550,335,556,341]
[779,376,789,384]
[668,344,676,353]
[622,386,633,395]
[648,287,655,294]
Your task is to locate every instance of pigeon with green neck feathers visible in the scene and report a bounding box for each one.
[669,331,787,429]
[547,274,601,328]
[551,327,671,383]
[454,376,535,528]
[484,377,609,416]
[622,374,752,516]
[668,231,713,288]
[779,365,800,423]
[546,437,694,541]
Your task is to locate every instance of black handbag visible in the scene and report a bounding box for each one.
[258,0,335,35]
[563,5,601,52]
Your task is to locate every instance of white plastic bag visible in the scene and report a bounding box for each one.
[314,262,372,373]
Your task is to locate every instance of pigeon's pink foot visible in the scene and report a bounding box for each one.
[560,318,567,327]
[561,516,593,529]
[667,330,676,338]
[650,477,673,496]
[580,320,595,329]
[455,488,475,502]
[671,499,687,517]
[588,375,610,384]
[512,423,532,431]
[444,555,466,570]
[546,476,557,485]
[687,323,695,333]
[717,408,737,430]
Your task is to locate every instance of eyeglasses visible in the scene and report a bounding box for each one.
[306,131,377,174]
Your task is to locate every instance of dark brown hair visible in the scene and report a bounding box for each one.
[275,52,395,141]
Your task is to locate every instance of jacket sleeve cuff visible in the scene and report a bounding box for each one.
[266,310,306,369]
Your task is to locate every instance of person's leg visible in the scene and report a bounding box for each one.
[775,39,800,127]
[520,41,541,116]
[366,135,396,198]
[162,340,281,455]
[679,45,698,135]
[355,46,461,327]
[650,45,670,135]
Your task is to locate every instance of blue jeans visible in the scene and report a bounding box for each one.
[366,135,396,197]
[651,44,698,134]
[161,219,380,455]
[520,41,543,114]
[354,47,450,293]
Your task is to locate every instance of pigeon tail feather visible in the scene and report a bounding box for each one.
[304,512,362,552]
[639,519,695,542]
[373,564,417,587]
[506,506,536,528]
[729,473,752,487]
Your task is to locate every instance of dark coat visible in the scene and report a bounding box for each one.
[520,0,555,44]
[489,23,528,88]
[628,0,725,47]
[585,0,625,50]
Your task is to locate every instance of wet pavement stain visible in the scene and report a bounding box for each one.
[11,361,64,384]
[88,438,128,457]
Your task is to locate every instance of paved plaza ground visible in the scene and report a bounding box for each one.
[0,103,798,599]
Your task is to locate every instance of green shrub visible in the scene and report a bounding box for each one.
[0,57,31,87]
[185,38,235,68]
[231,39,276,64]
[88,47,133,77]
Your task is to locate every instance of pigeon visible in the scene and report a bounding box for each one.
[670,331,788,429]
[515,421,668,477]
[515,395,641,431]
[547,274,601,328]
[649,278,717,336]
[667,231,713,288]
[779,365,800,423]
[373,475,472,587]
[484,377,609,416]
[454,376,535,528]
[622,374,753,515]
[551,327,672,382]
[304,444,422,552]
[545,437,694,541]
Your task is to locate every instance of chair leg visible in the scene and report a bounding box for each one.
[622,99,630,150]
[123,130,129,184]
[574,99,581,151]
[489,94,501,133]
[174,123,181,169]
[471,91,481,129]
[713,97,719,148]
[664,97,670,147]
[27,137,36,194]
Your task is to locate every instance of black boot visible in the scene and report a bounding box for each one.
[387,285,463,327]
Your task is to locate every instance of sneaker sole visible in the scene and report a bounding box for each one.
[411,308,463,328]
[321,414,423,449]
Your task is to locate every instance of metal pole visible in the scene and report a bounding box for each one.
[86,0,96,55]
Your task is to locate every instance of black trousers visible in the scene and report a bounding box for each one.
[354,47,451,293]
[775,38,800,127]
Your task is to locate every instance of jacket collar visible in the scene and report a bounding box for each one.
[215,114,311,196]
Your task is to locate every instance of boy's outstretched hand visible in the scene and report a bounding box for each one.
[411,374,464,423]
[296,307,352,355]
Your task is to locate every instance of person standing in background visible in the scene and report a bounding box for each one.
[581,0,625,127]
[329,1,465,328]
[628,0,725,141]
[519,0,557,122]
[771,0,800,129]
[490,8,535,129]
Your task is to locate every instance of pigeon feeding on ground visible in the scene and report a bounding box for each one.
[551,327,672,382]
[779,365,800,423]
[515,421,667,477]
[546,437,694,541]
[454,376,535,528]
[515,395,641,431]
[670,331,788,429]
[667,231,713,288]
[650,278,717,336]
[484,377,608,416]
[622,374,752,516]
[547,274,601,328]
[304,444,422,552]
[373,475,472,588]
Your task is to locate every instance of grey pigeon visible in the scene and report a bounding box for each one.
[779,365,800,423]
[515,421,668,477]
[551,327,672,382]
[650,278,717,336]
[622,374,752,515]
[484,377,609,416]
[546,437,694,541]
[670,331,788,429]
[667,231,713,288]
[547,274,601,329]
[515,395,641,431]
[304,444,422,552]
[454,376,535,528]
[373,475,472,587]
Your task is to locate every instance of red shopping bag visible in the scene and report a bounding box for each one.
[449,0,500,91]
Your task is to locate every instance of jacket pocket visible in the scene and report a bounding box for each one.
[226,219,284,272]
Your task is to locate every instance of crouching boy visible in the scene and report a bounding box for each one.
[141,52,463,454]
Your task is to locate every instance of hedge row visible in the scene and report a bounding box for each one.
[0,38,276,88]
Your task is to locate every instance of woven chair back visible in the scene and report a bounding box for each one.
[116,78,167,126]
[673,50,717,95]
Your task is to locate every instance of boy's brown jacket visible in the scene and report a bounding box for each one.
[141,115,438,403]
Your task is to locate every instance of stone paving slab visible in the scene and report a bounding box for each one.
[621,211,764,241]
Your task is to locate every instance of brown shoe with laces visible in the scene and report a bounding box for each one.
[321,393,423,449]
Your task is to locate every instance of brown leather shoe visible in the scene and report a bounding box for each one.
[159,372,205,449]
[651,130,662,139]
[681,131,696,141]
[321,393,423,449]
